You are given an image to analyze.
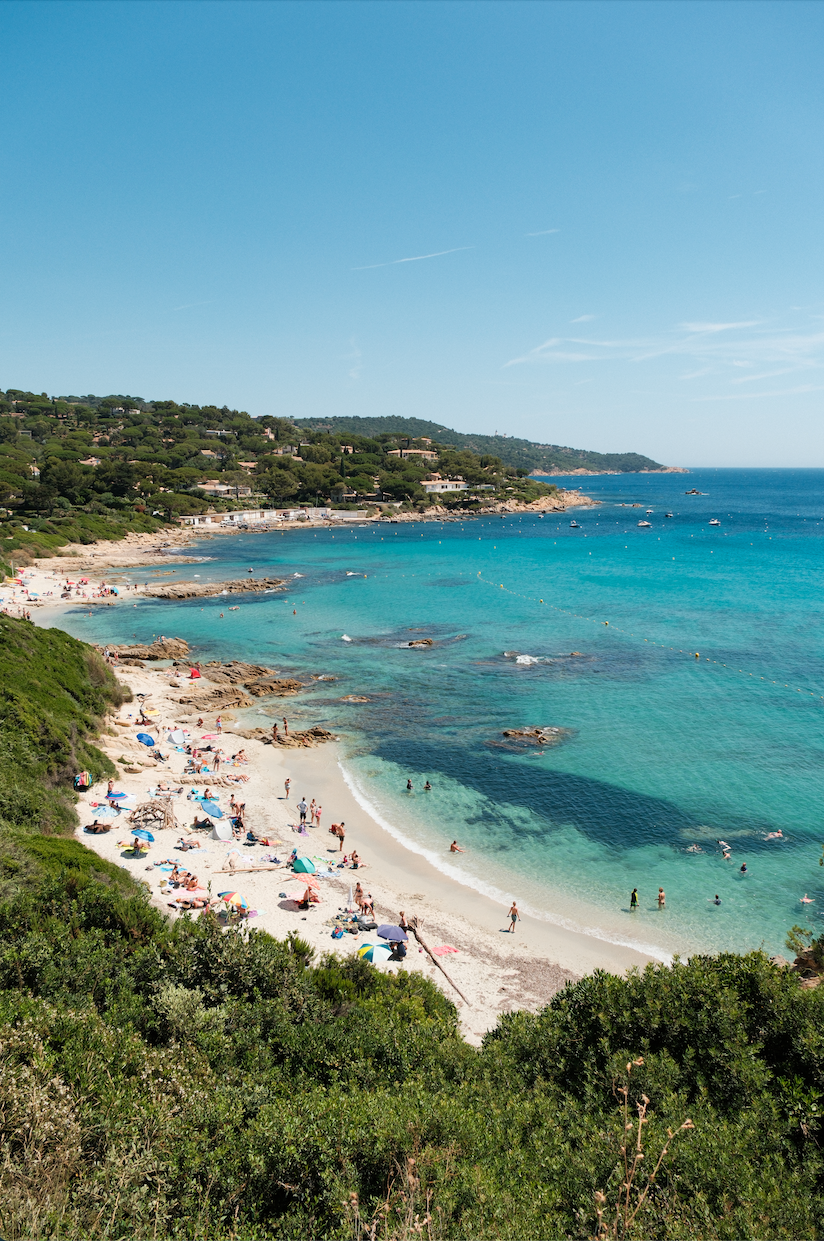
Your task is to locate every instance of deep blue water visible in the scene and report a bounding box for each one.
[55,469,824,960]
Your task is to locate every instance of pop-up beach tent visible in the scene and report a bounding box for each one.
[210,821,234,841]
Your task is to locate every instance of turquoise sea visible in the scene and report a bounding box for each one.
[55,469,824,961]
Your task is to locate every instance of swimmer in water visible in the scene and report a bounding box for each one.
[713,894,722,905]
[801,894,815,904]
[765,830,784,840]
[717,839,731,851]
[686,844,703,853]
[740,863,748,874]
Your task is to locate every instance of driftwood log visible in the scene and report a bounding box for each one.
[405,915,470,1006]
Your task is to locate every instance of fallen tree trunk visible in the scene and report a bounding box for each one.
[405,915,470,1006]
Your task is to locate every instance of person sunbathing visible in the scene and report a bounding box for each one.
[192,814,213,829]
[183,875,199,891]
[173,894,210,910]
[83,820,111,834]
[176,837,202,850]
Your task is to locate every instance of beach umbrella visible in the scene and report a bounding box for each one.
[377,925,408,942]
[218,891,248,909]
[357,942,393,964]
[201,800,223,818]
[107,791,128,800]
[136,733,155,746]
[131,828,155,843]
[292,856,316,874]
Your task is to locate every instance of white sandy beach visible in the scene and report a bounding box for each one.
[68,654,651,1044]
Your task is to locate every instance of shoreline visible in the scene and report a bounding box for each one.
[60,654,653,1044]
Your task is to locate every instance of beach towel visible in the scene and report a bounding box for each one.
[432,946,459,956]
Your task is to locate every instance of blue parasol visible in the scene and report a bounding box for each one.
[131,828,155,843]
[201,800,223,818]
[377,925,408,942]
[136,733,155,746]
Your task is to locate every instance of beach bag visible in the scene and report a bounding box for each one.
[331,926,344,939]
[74,771,92,790]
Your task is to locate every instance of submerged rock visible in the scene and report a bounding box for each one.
[501,726,573,746]
[408,638,434,648]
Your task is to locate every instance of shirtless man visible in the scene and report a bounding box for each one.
[507,902,521,933]
[450,840,465,853]
[330,821,345,851]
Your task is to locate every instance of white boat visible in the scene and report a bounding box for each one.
[646,509,654,514]
[637,520,652,528]
[569,520,580,528]
[709,518,721,526]
[665,512,674,518]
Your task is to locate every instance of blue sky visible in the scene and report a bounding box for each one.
[0,1,821,466]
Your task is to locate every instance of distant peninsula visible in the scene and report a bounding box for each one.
[293,415,685,475]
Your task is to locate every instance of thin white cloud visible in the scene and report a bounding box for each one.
[170,300,214,312]
[352,247,473,271]
[504,317,824,380]
[525,229,560,236]
[343,338,362,380]
[681,320,760,333]
[571,314,596,323]
[691,384,824,402]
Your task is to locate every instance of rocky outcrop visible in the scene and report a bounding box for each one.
[501,726,573,747]
[234,725,337,748]
[200,661,304,697]
[407,638,434,648]
[142,577,287,599]
[106,637,190,661]
[177,685,253,709]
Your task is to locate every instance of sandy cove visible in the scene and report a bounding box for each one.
[74,660,651,1045]
[0,491,598,616]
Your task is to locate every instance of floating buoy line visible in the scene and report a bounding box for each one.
[476,571,824,703]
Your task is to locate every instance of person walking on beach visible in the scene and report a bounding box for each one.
[284,777,291,799]
[331,821,345,851]
[657,887,666,909]
[272,722,279,741]
[216,715,222,734]
[630,888,639,910]
[507,902,520,932]
[298,798,308,824]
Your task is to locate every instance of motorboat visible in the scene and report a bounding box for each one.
[709,518,721,526]
[569,520,581,528]
[637,520,652,528]
[665,512,674,518]
[646,509,654,514]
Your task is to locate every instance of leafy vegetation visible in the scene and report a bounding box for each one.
[293,415,667,475]
[0,615,130,898]
[0,389,597,575]
[0,616,821,1239]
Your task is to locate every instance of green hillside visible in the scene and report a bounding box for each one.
[293,415,667,473]
[0,390,561,570]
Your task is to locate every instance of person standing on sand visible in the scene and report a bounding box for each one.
[284,778,291,799]
[216,715,222,733]
[630,888,639,909]
[658,887,666,909]
[298,798,308,824]
[272,723,279,741]
[331,821,345,851]
[507,902,520,932]
[283,717,288,736]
